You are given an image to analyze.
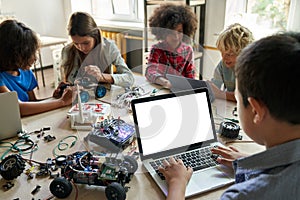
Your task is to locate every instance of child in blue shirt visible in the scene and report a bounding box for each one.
[0,20,73,117]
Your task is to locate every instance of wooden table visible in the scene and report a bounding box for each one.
[0,75,265,200]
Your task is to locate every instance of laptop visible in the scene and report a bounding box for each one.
[166,74,215,102]
[0,91,22,140]
[131,88,234,197]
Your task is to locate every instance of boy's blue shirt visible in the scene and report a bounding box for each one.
[220,139,300,200]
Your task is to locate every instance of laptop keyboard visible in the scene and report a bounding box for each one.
[149,146,219,180]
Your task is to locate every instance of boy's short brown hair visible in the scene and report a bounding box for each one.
[235,32,300,124]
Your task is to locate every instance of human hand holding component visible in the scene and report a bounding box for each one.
[84,65,114,84]
[59,86,74,106]
[52,82,73,99]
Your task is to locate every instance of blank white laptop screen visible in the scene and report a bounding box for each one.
[133,91,214,156]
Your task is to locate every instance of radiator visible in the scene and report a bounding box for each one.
[101,30,127,62]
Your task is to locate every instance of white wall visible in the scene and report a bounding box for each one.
[1,0,67,37]
[1,0,70,67]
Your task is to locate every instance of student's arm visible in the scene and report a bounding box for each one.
[145,46,168,84]
[182,45,196,79]
[153,77,172,89]
[158,157,193,200]
[27,90,38,101]
[109,42,135,87]
[19,88,73,117]
[83,65,115,84]
[207,81,236,102]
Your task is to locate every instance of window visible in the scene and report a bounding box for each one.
[225,0,297,39]
[91,0,143,22]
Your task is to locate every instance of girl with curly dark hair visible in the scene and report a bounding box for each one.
[145,3,198,88]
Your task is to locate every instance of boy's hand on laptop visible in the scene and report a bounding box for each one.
[211,146,249,168]
[158,157,193,199]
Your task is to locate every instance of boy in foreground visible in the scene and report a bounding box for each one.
[159,32,300,199]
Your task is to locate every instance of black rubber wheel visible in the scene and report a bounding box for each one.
[0,154,25,180]
[95,85,107,98]
[49,177,72,198]
[123,155,138,173]
[105,182,126,200]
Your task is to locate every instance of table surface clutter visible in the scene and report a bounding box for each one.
[0,74,265,200]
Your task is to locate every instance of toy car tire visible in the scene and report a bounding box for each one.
[50,177,73,198]
[124,156,138,173]
[95,85,107,98]
[0,154,25,180]
[105,182,126,200]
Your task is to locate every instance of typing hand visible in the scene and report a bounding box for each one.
[158,157,193,200]
[211,146,249,168]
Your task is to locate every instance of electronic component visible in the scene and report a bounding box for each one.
[112,86,146,111]
[67,100,111,130]
[85,117,135,152]
[31,185,41,195]
[49,151,138,200]
[0,150,138,200]
[3,182,14,190]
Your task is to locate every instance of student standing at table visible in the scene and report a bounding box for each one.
[0,20,73,117]
[145,3,199,88]
[159,32,300,199]
[208,23,254,101]
[58,12,134,94]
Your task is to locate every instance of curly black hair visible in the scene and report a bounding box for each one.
[149,3,198,41]
[0,20,40,71]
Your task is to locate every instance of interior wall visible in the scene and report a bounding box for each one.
[1,0,67,37]
[1,0,69,67]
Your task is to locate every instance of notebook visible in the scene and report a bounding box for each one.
[166,74,215,102]
[131,88,234,197]
[0,91,22,140]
